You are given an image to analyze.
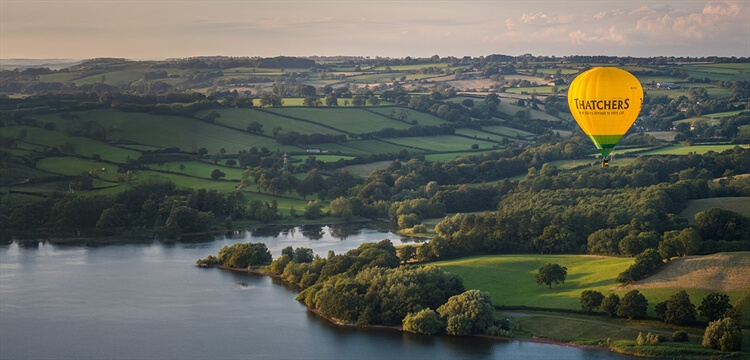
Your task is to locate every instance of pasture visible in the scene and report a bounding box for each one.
[195,108,345,136]
[438,252,749,316]
[341,139,419,154]
[147,161,247,181]
[385,135,498,152]
[454,128,509,143]
[482,125,536,139]
[265,108,411,133]
[678,197,750,223]
[64,109,290,154]
[366,107,448,127]
[36,157,119,181]
[638,144,749,155]
[1,125,141,163]
[437,254,634,310]
[289,154,355,163]
[423,151,488,162]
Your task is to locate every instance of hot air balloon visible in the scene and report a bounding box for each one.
[567,67,643,167]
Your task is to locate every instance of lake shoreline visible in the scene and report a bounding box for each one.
[211,264,619,356]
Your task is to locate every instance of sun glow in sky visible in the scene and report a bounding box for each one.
[1,0,748,59]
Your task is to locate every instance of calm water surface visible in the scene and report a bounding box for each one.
[0,223,636,359]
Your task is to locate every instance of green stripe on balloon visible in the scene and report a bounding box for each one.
[588,134,624,158]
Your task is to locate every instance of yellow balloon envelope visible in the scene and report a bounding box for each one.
[567,67,643,159]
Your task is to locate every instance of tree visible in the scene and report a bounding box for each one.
[246,121,264,134]
[303,96,322,107]
[202,111,220,123]
[297,169,325,200]
[367,95,380,107]
[437,290,496,335]
[616,290,648,320]
[699,292,734,322]
[216,242,272,268]
[293,247,314,263]
[352,95,366,107]
[269,254,292,274]
[304,200,323,220]
[95,203,130,230]
[325,94,338,107]
[399,245,417,264]
[602,293,620,317]
[210,169,226,180]
[655,290,696,325]
[579,290,605,312]
[402,308,444,335]
[328,196,353,220]
[702,317,742,351]
[535,263,567,289]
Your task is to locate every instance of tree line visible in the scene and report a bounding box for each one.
[198,239,510,336]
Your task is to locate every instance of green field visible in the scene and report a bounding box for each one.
[265,108,411,133]
[1,125,141,163]
[289,154,356,163]
[340,139,419,154]
[438,253,749,317]
[147,161,248,181]
[682,63,750,82]
[678,197,750,223]
[454,128,509,143]
[36,157,120,181]
[385,135,498,152]
[637,144,750,155]
[437,254,634,309]
[50,109,292,154]
[423,151,490,162]
[482,125,536,139]
[195,108,345,135]
[366,107,448,127]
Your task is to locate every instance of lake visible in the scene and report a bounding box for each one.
[0,223,636,359]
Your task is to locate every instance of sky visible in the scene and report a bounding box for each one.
[1,0,749,60]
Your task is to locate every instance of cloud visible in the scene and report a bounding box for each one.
[569,26,631,46]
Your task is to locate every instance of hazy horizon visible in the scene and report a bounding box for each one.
[1,1,749,60]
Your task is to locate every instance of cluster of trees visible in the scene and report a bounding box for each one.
[405,148,749,262]
[639,94,748,132]
[250,240,508,335]
[196,242,272,268]
[579,289,743,352]
[580,289,736,324]
[0,181,272,238]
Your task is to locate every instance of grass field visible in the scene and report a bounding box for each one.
[437,254,634,309]
[366,107,448,127]
[678,197,750,223]
[74,109,291,154]
[265,108,411,133]
[437,253,750,317]
[289,154,356,163]
[643,131,678,141]
[454,128,509,143]
[0,166,61,186]
[482,125,536,139]
[147,160,248,181]
[196,108,345,135]
[637,144,749,155]
[36,157,120,181]
[2,125,141,163]
[385,135,498,152]
[340,139,419,154]
[423,151,490,162]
